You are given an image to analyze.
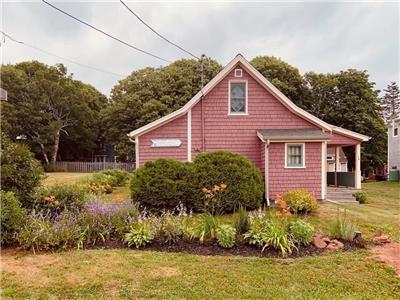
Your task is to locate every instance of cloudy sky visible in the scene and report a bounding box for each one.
[2,1,399,96]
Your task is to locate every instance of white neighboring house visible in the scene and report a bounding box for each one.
[388,113,400,170]
[327,147,348,172]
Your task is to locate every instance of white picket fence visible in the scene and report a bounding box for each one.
[53,161,135,172]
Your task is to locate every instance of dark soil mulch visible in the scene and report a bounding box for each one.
[3,240,363,258]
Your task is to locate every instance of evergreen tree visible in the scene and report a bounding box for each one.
[381,82,400,121]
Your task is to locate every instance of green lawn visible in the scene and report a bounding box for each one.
[43,172,92,186]
[313,181,400,241]
[2,249,399,299]
[2,177,399,299]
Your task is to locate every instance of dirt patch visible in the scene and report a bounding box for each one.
[149,266,181,278]
[369,242,400,276]
[1,253,59,286]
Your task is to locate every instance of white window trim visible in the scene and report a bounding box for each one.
[234,68,243,77]
[394,124,399,137]
[285,143,306,168]
[228,80,248,115]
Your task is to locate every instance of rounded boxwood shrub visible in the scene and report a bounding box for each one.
[130,159,195,212]
[1,136,44,208]
[0,191,27,245]
[282,189,318,214]
[193,151,263,212]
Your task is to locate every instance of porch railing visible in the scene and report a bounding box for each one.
[52,161,135,172]
[327,172,355,187]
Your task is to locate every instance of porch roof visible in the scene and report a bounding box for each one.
[257,129,331,141]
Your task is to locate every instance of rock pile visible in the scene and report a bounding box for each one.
[312,234,344,251]
[372,229,390,245]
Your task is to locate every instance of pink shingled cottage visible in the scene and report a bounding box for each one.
[128,55,370,203]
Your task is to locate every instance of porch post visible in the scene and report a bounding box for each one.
[321,141,327,200]
[335,146,340,186]
[264,141,270,206]
[355,143,361,189]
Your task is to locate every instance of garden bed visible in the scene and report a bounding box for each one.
[3,239,362,259]
[82,239,362,258]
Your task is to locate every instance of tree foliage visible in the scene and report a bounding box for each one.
[0,61,107,163]
[381,81,400,122]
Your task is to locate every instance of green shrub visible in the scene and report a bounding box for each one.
[282,190,318,214]
[193,151,264,212]
[234,205,250,234]
[193,214,220,244]
[1,137,44,207]
[353,192,367,204]
[97,169,130,186]
[216,225,236,248]
[328,210,357,241]
[288,219,314,245]
[0,191,27,245]
[130,159,195,212]
[34,184,91,214]
[125,222,154,248]
[245,213,296,256]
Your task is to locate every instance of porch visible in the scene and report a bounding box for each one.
[324,143,362,204]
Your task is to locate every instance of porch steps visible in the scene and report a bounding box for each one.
[326,187,360,204]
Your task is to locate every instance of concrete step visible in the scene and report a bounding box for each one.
[326,199,359,204]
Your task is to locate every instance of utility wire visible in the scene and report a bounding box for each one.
[119,0,200,60]
[1,31,125,78]
[42,0,171,63]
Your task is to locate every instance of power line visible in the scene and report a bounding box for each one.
[1,31,125,78]
[42,0,171,63]
[119,0,200,60]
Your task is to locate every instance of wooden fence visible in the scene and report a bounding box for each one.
[53,161,135,172]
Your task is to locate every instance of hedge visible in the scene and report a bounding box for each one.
[130,151,264,213]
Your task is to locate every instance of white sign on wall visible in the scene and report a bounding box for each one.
[150,139,182,148]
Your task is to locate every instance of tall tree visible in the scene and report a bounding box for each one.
[381,81,400,122]
[104,58,222,161]
[250,56,309,109]
[0,61,107,163]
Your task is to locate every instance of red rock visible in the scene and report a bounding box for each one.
[322,237,331,243]
[373,235,390,245]
[313,235,327,249]
[374,229,382,237]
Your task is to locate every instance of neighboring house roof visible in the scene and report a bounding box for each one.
[257,129,331,141]
[128,54,370,142]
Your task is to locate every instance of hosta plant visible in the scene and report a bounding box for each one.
[125,222,154,248]
[216,224,236,248]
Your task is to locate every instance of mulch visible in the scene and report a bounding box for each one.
[2,239,362,258]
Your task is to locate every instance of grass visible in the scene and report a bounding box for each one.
[2,176,399,298]
[2,249,399,299]
[43,172,92,186]
[311,181,400,241]
[44,172,131,201]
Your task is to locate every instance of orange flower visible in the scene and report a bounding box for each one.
[115,194,124,203]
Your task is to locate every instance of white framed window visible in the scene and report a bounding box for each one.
[234,68,243,77]
[394,125,398,137]
[285,143,305,168]
[228,80,248,115]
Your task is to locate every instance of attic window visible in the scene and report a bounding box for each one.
[234,69,243,77]
[229,81,247,114]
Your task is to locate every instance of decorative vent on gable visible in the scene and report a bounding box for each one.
[234,68,243,77]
